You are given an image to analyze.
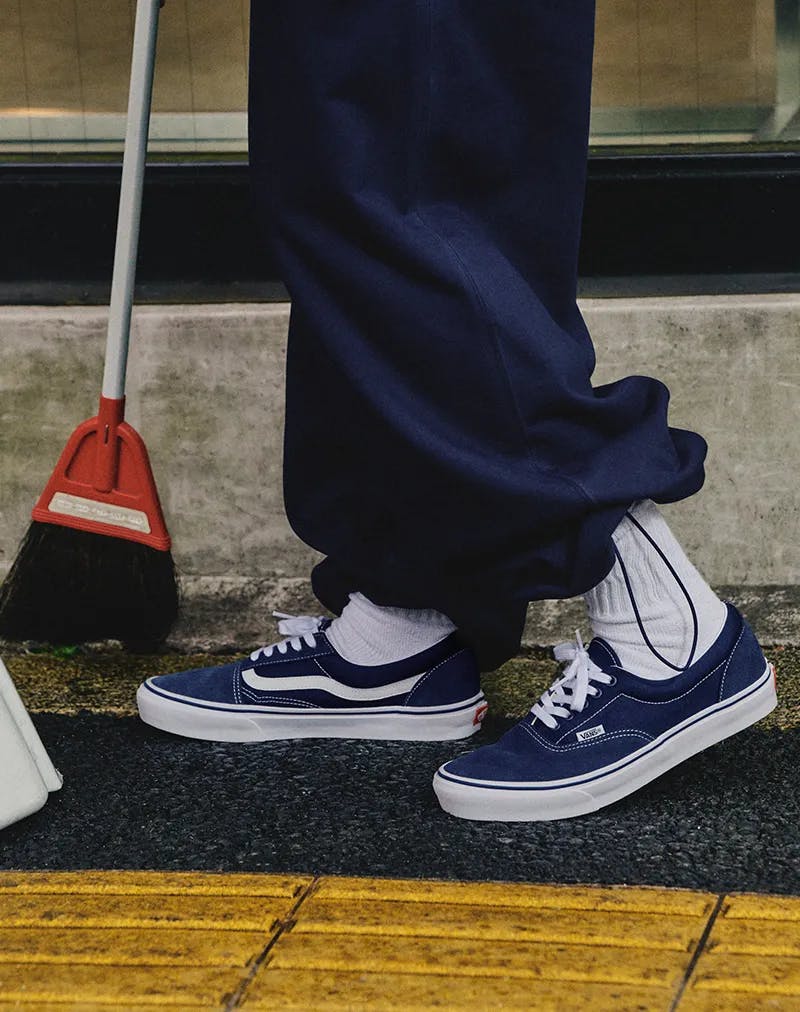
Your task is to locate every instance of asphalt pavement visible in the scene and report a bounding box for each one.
[2,645,798,895]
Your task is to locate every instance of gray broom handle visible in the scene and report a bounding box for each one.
[102,0,162,401]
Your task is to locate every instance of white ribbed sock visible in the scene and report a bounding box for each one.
[584,500,728,680]
[325,592,456,666]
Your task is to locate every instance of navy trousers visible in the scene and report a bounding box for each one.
[248,1,707,670]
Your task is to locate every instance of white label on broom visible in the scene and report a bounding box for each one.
[47,492,151,534]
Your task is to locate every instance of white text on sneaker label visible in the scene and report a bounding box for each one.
[576,724,606,742]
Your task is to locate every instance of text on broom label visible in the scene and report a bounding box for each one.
[48,492,151,534]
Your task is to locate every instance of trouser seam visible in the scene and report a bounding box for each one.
[411,0,596,512]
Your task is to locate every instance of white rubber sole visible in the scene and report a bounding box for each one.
[137,681,488,743]
[433,662,777,822]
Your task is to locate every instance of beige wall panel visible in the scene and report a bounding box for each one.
[151,0,193,114]
[186,0,247,112]
[593,0,640,108]
[697,0,758,107]
[0,1,28,112]
[637,0,700,109]
[19,0,83,114]
[242,0,250,66]
[698,0,758,63]
[593,69,641,109]
[699,69,758,108]
[74,2,133,113]
[755,0,777,104]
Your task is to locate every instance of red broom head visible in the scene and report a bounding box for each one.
[0,396,178,645]
[31,396,171,551]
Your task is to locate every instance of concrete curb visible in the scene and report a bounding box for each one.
[2,295,798,644]
[166,576,800,653]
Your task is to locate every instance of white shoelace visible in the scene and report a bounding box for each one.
[249,612,326,661]
[530,632,616,730]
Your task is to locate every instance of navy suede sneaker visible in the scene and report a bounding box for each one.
[434,604,776,821]
[137,614,486,742]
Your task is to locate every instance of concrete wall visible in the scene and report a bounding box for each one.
[1,295,798,647]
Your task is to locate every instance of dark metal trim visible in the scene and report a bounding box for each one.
[580,150,800,276]
[1,151,799,300]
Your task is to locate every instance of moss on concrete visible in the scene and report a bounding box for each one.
[5,652,234,716]
[4,644,798,731]
[481,649,560,720]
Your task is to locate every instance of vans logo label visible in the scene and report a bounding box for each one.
[576,724,606,742]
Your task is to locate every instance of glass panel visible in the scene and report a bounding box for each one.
[0,0,798,155]
[0,0,249,155]
[592,0,800,145]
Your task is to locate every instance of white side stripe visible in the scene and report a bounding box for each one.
[240,669,422,701]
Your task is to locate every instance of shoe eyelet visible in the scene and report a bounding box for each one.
[593,689,603,700]
[562,712,574,721]
[608,676,618,686]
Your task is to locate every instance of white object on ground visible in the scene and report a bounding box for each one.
[0,657,63,831]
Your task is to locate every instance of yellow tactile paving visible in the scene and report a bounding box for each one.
[0,873,798,1010]
[0,1006,205,1012]
[247,878,714,1009]
[683,893,800,1009]
[0,871,308,897]
[680,998,799,1012]
[290,898,703,951]
[721,894,800,922]
[0,872,310,1009]
[313,875,715,916]
[242,969,675,1010]
[688,953,800,995]
[0,893,290,931]
[0,1007,203,1012]
[0,964,240,1007]
[267,933,692,986]
[0,927,268,965]
[709,918,800,957]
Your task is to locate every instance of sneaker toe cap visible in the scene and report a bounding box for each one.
[145,662,240,704]
[441,723,552,784]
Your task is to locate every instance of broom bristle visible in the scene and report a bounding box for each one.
[0,522,179,646]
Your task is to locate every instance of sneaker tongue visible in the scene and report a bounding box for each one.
[587,637,621,671]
